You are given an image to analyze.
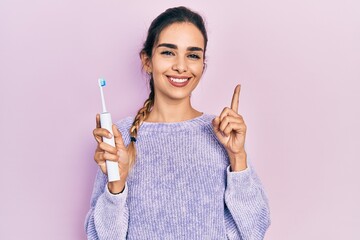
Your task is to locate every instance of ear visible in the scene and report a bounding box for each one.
[140,51,152,73]
[203,60,207,72]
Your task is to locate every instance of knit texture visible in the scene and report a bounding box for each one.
[85,114,270,239]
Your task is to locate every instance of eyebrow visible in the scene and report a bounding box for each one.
[157,43,204,52]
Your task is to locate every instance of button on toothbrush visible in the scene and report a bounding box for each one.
[98,78,120,182]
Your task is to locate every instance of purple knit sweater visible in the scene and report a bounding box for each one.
[85,114,270,239]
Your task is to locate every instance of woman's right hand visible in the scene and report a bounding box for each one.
[93,114,130,194]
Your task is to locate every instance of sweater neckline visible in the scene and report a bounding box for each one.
[139,113,212,133]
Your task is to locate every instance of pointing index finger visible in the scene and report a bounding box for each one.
[231,84,241,113]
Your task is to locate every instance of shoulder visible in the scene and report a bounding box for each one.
[115,116,134,130]
[199,113,224,144]
[199,113,216,124]
[194,113,216,131]
[114,116,134,144]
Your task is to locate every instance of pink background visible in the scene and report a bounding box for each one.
[1,0,359,239]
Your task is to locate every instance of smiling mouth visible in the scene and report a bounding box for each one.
[169,77,190,83]
[167,76,191,87]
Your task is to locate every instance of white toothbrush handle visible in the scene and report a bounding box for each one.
[100,112,121,182]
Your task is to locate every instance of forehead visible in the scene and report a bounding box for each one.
[157,22,205,48]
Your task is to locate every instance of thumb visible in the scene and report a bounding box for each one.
[212,117,223,139]
[112,124,126,150]
[117,148,129,164]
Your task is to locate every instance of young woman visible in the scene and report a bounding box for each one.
[85,6,270,240]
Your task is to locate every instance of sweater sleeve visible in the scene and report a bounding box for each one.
[84,169,129,240]
[224,164,270,240]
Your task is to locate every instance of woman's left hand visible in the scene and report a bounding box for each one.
[212,85,247,172]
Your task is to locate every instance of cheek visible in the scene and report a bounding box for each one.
[189,62,205,77]
[152,58,172,74]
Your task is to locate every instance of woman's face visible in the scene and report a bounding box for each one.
[144,22,205,103]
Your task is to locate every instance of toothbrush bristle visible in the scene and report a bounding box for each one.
[99,78,106,87]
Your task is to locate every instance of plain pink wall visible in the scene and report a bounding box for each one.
[1,0,359,239]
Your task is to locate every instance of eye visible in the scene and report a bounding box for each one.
[188,53,201,60]
[160,50,175,56]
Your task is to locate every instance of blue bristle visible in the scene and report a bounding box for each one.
[99,78,106,87]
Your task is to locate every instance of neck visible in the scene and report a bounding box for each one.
[145,96,202,123]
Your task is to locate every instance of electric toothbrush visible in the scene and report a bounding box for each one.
[98,78,120,182]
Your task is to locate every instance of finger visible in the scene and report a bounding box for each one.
[219,107,241,122]
[94,150,105,164]
[103,151,120,162]
[231,84,241,113]
[212,117,225,140]
[96,114,101,128]
[93,128,112,139]
[212,116,220,128]
[219,116,244,133]
[99,142,118,154]
[223,122,246,136]
[94,150,102,163]
[94,134,102,144]
[112,125,126,150]
[94,151,107,173]
[98,162,107,174]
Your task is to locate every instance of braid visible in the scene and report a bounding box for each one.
[130,99,153,138]
[127,79,154,168]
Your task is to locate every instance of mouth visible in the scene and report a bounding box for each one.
[167,76,191,87]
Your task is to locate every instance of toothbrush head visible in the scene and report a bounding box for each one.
[98,78,106,87]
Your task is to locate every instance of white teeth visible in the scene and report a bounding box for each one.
[169,77,189,83]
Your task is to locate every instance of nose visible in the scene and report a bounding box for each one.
[172,56,188,73]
